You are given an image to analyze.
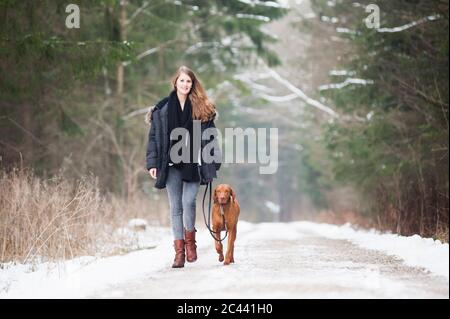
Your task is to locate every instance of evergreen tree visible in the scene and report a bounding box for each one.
[312,0,449,238]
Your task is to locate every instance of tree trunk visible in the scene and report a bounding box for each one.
[116,0,127,98]
[21,103,33,168]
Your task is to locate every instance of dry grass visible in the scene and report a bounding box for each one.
[313,209,449,243]
[435,227,449,243]
[314,210,375,230]
[0,168,163,264]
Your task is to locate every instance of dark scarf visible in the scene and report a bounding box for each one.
[167,90,199,183]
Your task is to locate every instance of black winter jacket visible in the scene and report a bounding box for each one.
[146,97,221,189]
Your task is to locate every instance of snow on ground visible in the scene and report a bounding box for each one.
[0,221,448,298]
[0,225,173,298]
[290,222,449,280]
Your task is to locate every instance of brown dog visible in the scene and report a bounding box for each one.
[212,184,240,265]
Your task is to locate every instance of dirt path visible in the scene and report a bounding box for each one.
[92,223,448,298]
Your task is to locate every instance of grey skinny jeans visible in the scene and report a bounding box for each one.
[165,165,200,240]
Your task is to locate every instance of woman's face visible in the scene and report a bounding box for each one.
[175,72,192,95]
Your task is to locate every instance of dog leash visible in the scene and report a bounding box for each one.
[202,181,228,242]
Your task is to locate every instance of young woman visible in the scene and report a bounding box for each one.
[146,66,221,268]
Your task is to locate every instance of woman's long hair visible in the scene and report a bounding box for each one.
[172,66,216,122]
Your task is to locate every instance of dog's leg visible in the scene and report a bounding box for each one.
[224,227,236,265]
[216,240,224,262]
[230,227,236,263]
[213,226,224,262]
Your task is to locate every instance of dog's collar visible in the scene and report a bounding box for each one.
[219,200,232,216]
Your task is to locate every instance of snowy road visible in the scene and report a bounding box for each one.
[92,222,449,299]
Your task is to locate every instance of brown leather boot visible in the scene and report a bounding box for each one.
[172,239,185,268]
[184,228,197,262]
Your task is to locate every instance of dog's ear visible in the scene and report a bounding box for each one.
[230,187,237,203]
[213,188,219,204]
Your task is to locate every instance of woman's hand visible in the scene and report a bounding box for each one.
[149,168,157,179]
